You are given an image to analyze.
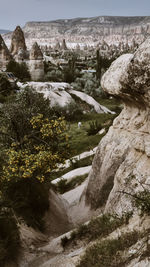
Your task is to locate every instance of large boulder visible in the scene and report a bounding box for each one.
[84,38,150,215]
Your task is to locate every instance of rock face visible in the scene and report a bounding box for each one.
[20,16,150,46]
[0,34,11,69]
[29,42,44,81]
[29,42,43,60]
[85,38,150,215]
[10,26,27,56]
[61,39,67,50]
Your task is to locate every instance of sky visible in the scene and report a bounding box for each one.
[0,0,150,30]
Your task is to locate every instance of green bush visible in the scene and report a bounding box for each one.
[0,87,54,147]
[134,190,150,215]
[2,178,49,230]
[62,213,132,247]
[6,60,31,81]
[77,231,139,267]
[86,120,102,135]
[0,205,20,265]
[53,102,83,122]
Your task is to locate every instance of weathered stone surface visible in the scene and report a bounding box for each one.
[10,26,27,56]
[85,38,150,215]
[61,39,68,50]
[28,42,44,80]
[29,42,43,60]
[0,34,11,69]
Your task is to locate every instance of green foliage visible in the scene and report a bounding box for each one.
[86,120,102,135]
[62,213,132,247]
[2,178,49,230]
[0,74,12,96]
[53,101,83,122]
[0,74,17,103]
[0,88,70,231]
[45,69,63,82]
[0,205,20,265]
[0,87,54,147]
[6,60,31,81]
[134,190,150,215]
[77,231,139,267]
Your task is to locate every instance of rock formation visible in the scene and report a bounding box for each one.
[8,16,149,48]
[61,39,68,50]
[55,41,61,50]
[0,34,12,69]
[28,42,44,81]
[85,38,150,215]
[10,26,27,56]
[29,42,43,60]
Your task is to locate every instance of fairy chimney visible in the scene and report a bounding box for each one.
[0,35,12,69]
[10,26,27,56]
[29,42,44,81]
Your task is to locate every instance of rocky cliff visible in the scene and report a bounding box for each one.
[85,38,150,215]
[3,16,150,48]
[17,16,150,46]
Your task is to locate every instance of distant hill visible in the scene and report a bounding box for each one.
[0,29,10,34]
[3,16,150,46]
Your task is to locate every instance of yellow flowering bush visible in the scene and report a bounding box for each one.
[3,114,69,183]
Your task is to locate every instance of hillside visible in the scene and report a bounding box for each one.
[3,16,150,48]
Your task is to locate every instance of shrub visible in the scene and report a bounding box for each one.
[0,87,55,147]
[62,213,132,247]
[134,190,150,215]
[2,178,49,230]
[0,205,20,265]
[86,120,102,135]
[6,60,31,81]
[45,70,63,82]
[53,102,83,122]
[77,231,139,267]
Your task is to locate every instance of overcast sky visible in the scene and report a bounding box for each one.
[0,0,150,30]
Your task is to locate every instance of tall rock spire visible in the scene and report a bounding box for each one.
[0,34,12,69]
[29,42,44,81]
[29,42,43,60]
[10,26,27,56]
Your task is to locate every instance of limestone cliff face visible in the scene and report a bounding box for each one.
[85,38,150,215]
[21,16,150,45]
[0,34,11,69]
[10,26,27,56]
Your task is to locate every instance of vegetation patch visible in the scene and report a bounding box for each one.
[77,231,139,267]
[61,213,132,248]
[0,205,20,265]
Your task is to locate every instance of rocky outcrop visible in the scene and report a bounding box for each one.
[61,39,67,50]
[29,42,43,60]
[17,81,113,114]
[85,38,150,215]
[0,34,12,69]
[28,42,44,81]
[10,26,27,56]
[17,16,150,46]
